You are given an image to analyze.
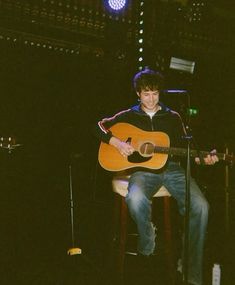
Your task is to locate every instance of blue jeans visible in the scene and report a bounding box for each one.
[125,162,209,285]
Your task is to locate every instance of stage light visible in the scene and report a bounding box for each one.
[136,0,145,70]
[108,0,127,11]
[169,57,195,74]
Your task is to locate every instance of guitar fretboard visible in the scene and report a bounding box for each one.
[154,146,226,160]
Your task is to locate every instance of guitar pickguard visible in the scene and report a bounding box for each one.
[127,151,151,163]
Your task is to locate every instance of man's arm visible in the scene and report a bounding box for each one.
[109,136,134,158]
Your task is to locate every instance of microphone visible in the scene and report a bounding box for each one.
[163,89,188,94]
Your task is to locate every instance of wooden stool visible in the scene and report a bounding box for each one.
[111,174,175,282]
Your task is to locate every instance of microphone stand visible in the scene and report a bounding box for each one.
[224,145,230,236]
[67,155,82,256]
[183,130,192,285]
[182,91,192,285]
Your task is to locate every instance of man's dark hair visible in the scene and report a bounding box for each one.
[133,68,164,93]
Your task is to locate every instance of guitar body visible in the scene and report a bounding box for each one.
[98,123,170,171]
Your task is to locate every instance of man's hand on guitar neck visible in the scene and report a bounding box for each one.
[109,136,135,158]
[195,149,219,165]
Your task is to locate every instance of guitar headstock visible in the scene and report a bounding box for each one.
[0,136,21,152]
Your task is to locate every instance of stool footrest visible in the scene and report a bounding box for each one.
[125,251,138,256]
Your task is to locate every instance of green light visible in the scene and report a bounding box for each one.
[187,108,198,116]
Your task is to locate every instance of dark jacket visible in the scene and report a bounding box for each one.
[95,103,186,150]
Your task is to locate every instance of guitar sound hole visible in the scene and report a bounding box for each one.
[139,142,154,156]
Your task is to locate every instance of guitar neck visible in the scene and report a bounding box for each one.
[154,146,226,161]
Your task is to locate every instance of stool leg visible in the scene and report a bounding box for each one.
[163,196,175,283]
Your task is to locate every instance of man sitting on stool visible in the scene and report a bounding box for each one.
[95,68,218,285]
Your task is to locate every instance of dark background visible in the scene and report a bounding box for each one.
[0,1,234,284]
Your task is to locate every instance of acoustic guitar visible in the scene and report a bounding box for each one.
[98,123,234,171]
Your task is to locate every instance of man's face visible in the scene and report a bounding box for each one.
[137,89,160,112]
